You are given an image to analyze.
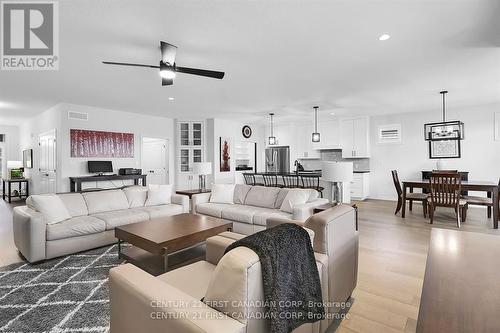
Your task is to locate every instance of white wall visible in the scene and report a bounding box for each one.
[207,118,265,184]
[0,124,21,178]
[19,103,175,193]
[369,103,500,200]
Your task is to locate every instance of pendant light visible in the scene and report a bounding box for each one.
[424,91,464,141]
[312,106,320,142]
[268,113,276,145]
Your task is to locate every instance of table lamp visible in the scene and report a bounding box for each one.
[193,162,212,191]
[321,161,353,204]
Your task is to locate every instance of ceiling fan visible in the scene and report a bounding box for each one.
[102,41,225,86]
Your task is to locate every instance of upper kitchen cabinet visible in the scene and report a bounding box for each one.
[312,119,341,150]
[340,116,370,158]
[296,124,321,159]
[178,121,204,147]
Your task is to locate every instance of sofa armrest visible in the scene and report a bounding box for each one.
[292,198,330,221]
[13,206,47,263]
[109,264,245,333]
[192,192,212,213]
[172,194,190,213]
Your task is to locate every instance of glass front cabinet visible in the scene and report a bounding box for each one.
[177,121,205,174]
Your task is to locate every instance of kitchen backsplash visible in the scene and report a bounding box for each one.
[299,149,370,171]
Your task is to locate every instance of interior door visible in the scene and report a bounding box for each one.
[142,138,169,185]
[39,129,57,194]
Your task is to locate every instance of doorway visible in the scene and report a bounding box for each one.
[38,129,57,194]
[142,137,169,185]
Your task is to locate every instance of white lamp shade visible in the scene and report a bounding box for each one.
[193,162,212,175]
[321,161,353,182]
[7,160,23,168]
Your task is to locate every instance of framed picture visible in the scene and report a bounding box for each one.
[70,129,134,158]
[429,139,461,159]
[219,137,231,172]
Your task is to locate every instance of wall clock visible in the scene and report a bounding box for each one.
[242,125,252,138]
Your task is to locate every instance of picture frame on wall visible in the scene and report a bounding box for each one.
[429,139,461,159]
[219,137,231,172]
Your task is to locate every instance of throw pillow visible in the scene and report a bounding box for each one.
[145,184,172,206]
[280,189,311,213]
[210,184,235,204]
[123,186,148,208]
[28,195,72,224]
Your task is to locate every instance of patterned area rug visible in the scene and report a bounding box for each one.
[0,244,123,333]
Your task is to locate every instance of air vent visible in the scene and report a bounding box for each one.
[68,111,88,121]
[378,124,402,144]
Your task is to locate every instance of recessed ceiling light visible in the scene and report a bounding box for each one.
[378,34,391,41]
[168,97,174,101]
[330,112,335,116]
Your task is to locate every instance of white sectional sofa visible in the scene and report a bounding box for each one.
[13,186,189,263]
[192,184,329,235]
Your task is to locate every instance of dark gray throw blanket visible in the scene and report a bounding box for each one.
[225,223,325,333]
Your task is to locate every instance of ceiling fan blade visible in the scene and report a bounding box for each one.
[175,66,225,79]
[102,61,159,69]
[160,41,177,65]
[162,77,173,86]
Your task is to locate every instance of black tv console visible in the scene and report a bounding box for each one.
[69,174,147,192]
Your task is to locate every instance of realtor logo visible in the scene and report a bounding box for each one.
[1,1,59,70]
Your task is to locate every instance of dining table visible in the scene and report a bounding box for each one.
[402,179,499,229]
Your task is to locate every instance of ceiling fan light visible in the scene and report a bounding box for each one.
[160,69,176,79]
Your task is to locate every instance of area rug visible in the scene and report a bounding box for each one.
[0,244,123,333]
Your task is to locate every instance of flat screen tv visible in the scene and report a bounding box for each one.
[88,161,113,174]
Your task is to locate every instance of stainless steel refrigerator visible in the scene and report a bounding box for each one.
[265,146,290,173]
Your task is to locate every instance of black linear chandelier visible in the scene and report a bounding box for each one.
[424,91,464,141]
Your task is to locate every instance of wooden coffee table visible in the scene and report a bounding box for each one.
[115,213,232,275]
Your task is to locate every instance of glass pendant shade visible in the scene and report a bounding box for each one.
[312,106,321,142]
[424,91,465,141]
[268,113,276,145]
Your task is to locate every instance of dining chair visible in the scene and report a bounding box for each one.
[262,174,280,187]
[300,175,324,198]
[461,178,500,219]
[243,173,264,186]
[282,174,300,188]
[391,170,428,217]
[428,172,468,228]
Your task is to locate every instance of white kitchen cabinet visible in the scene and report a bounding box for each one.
[312,119,341,150]
[350,172,370,200]
[340,117,370,158]
[177,120,205,190]
[178,121,204,147]
[296,124,321,159]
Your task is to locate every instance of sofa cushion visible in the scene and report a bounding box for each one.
[210,184,235,204]
[137,204,183,219]
[252,208,292,226]
[280,189,311,213]
[46,216,106,241]
[221,204,256,224]
[233,184,252,204]
[123,186,148,208]
[158,261,216,300]
[83,190,129,214]
[244,186,280,209]
[196,203,232,218]
[145,184,172,206]
[27,195,72,224]
[92,209,149,230]
[58,193,88,217]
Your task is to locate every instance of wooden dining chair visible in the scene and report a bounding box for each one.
[391,170,428,217]
[461,179,500,219]
[301,175,324,198]
[262,174,280,187]
[428,172,468,228]
[243,173,264,186]
[282,175,300,188]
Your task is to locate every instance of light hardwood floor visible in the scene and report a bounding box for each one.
[1,198,498,332]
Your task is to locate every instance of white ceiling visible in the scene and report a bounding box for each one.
[1,0,499,125]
